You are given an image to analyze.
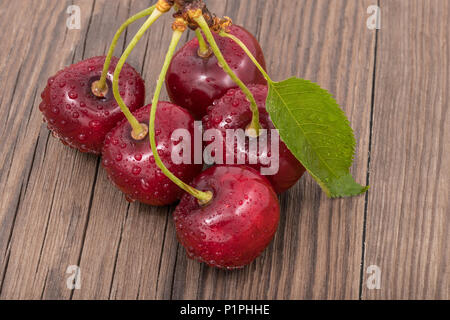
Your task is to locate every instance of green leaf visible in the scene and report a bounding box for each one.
[266,77,369,198]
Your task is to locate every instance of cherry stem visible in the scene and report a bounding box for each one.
[113,8,164,138]
[220,31,273,84]
[194,15,261,135]
[93,5,156,95]
[149,28,214,205]
[195,28,212,58]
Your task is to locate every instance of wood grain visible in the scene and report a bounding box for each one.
[361,0,449,300]
[0,0,100,299]
[0,0,446,300]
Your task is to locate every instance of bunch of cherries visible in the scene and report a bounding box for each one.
[39,0,307,269]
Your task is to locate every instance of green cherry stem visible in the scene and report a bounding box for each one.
[113,8,164,138]
[149,27,213,205]
[195,28,212,58]
[194,15,261,135]
[219,30,273,84]
[92,5,156,97]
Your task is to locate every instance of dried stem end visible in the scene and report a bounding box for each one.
[197,191,214,206]
[91,80,109,98]
[131,123,149,141]
[172,17,188,32]
[156,0,173,13]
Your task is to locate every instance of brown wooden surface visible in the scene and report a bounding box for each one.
[0,0,447,300]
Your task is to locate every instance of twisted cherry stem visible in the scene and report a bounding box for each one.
[149,27,213,205]
[220,31,272,83]
[195,28,212,58]
[113,8,165,138]
[193,14,261,135]
[92,5,156,97]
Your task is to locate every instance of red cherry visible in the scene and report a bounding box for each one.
[102,102,203,206]
[202,85,306,194]
[165,25,266,119]
[174,165,280,269]
[39,56,145,154]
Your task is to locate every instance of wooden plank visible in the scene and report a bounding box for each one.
[0,0,129,299]
[362,0,449,300]
[170,0,376,300]
[0,0,97,299]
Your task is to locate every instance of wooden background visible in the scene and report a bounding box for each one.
[0,0,448,300]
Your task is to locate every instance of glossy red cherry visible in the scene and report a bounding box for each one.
[202,85,306,194]
[174,165,280,269]
[165,25,267,119]
[39,56,145,154]
[102,102,203,206]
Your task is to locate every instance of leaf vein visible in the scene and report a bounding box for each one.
[270,84,341,179]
